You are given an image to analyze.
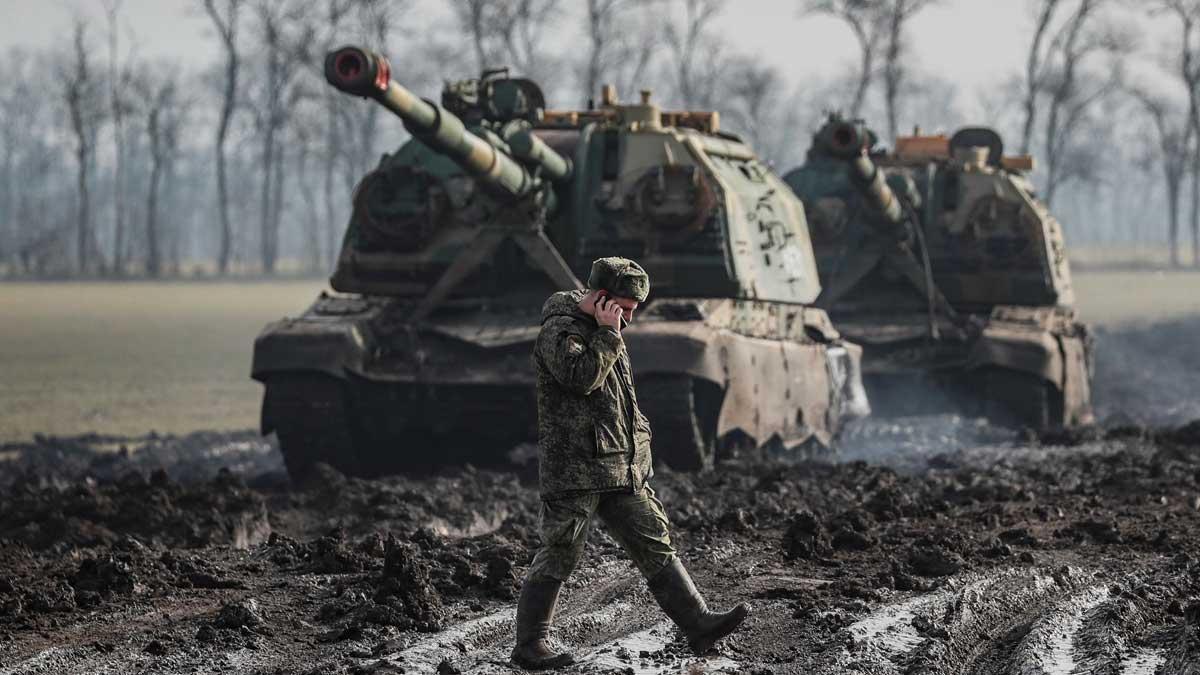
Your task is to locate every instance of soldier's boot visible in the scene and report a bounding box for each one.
[511,577,575,670]
[647,558,751,654]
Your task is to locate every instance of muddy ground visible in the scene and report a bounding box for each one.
[1,318,1199,675]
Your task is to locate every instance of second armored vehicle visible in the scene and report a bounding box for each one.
[783,116,1092,430]
[251,47,868,479]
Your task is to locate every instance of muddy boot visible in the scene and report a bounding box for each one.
[647,558,750,654]
[511,577,574,670]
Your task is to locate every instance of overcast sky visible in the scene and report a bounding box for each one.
[1,0,1029,83]
[0,0,1180,145]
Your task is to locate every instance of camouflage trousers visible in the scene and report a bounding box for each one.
[526,485,677,582]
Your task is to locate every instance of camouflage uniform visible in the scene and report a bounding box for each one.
[512,258,749,669]
[533,289,653,498]
[527,259,675,582]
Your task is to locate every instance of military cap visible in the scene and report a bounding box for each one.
[587,257,650,302]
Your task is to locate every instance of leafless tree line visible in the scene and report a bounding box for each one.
[0,0,1196,278]
[1133,0,1200,267]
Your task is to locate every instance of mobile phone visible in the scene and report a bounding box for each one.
[594,292,627,328]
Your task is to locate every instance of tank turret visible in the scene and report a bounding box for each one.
[322,46,581,318]
[819,120,905,227]
[324,46,570,199]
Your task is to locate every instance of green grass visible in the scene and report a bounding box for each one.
[0,270,1197,442]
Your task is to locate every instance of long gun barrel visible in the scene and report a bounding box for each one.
[324,46,569,199]
[824,121,904,225]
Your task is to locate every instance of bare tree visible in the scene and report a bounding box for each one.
[1037,0,1131,205]
[348,0,401,179]
[0,51,26,269]
[495,0,560,85]
[1020,0,1064,154]
[581,0,662,105]
[724,59,783,151]
[452,0,561,86]
[456,0,493,73]
[61,18,107,275]
[1132,88,1193,267]
[1153,1,1200,265]
[665,0,727,108]
[139,72,185,277]
[1,48,73,276]
[317,0,353,271]
[104,0,138,274]
[293,114,324,273]
[201,0,244,275]
[251,0,303,274]
[801,0,887,118]
[879,0,938,142]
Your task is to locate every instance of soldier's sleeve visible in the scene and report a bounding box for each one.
[536,317,623,396]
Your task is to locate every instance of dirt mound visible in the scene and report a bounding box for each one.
[0,535,217,624]
[782,511,830,560]
[310,534,445,640]
[1159,419,1200,446]
[0,467,270,550]
[286,463,539,542]
[0,431,282,486]
[371,536,444,630]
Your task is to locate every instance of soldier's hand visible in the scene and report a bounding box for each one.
[596,298,624,332]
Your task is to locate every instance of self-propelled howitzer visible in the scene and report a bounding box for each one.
[784,115,1092,430]
[252,49,869,479]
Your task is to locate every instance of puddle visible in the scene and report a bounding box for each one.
[426,508,511,538]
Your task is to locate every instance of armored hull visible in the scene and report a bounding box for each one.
[254,294,864,475]
[253,49,867,479]
[784,119,1092,429]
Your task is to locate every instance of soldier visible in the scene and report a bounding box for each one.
[511,257,751,670]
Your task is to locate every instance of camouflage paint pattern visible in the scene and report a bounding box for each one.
[533,290,652,499]
[528,485,675,582]
[782,116,1093,428]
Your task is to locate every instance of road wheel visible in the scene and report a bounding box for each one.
[262,373,360,482]
[980,368,1061,431]
[638,374,715,472]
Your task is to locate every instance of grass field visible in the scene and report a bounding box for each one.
[1072,269,1200,324]
[1,270,1198,442]
[0,280,325,442]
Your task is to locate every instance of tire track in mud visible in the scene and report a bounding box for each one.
[812,567,1068,673]
[806,565,1198,675]
[0,645,261,675]
[1000,585,1110,674]
[368,560,742,674]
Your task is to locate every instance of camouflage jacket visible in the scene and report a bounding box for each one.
[533,290,653,500]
